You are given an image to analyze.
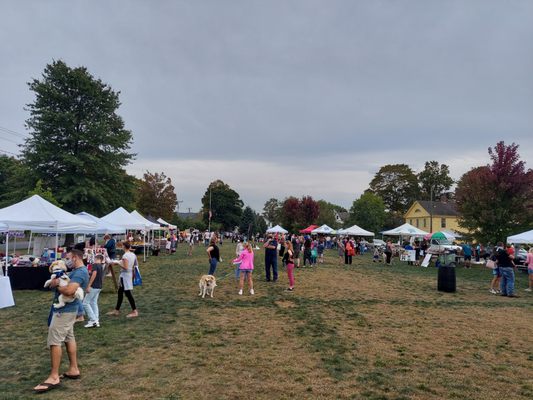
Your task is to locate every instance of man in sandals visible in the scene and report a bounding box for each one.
[33,249,89,393]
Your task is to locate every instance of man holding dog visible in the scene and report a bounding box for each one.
[33,249,89,393]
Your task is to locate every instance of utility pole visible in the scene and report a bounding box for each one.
[176,199,183,213]
[430,185,434,233]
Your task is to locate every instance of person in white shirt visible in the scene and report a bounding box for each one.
[107,242,138,318]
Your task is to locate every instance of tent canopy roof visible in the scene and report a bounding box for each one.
[382,223,428,236]
[76,212,126,234]
[339,224,375,236]
[311,224,336,234]
[507,229,533,244]
[300,225,319,234]
[101,207,146,230]
[0,195,97,233]
[266,225,288,234]
[157,217,177,230]
[130,210,160,229]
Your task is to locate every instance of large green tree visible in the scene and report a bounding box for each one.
[455,142,533,243]
[316,200,346,228]
[22,60,136,215]
[201,180,243,231]
[367,164,420,214]
[418,161,454,200]
[239,206,256,235]
[136,171,177,220]
[348,192,386,233]
[262,198,281,225]
[0,155,34,208]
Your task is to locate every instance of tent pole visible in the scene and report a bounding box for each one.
[143,231,146,262]
[55,232,59,261]
[4,232,9,277]
[27,232,33,254]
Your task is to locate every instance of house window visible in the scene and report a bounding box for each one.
[423,219,427,228]
[416,219,419,228]
[441,218,446,228]
[410,219,413,225]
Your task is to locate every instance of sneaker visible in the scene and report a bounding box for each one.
[238,289,243,295]
[249,289,254,295]
[84,321,97,328]
[525,288,532,292]
[286,287,294,291]
[94,321,100,327]
[489,289,497,294]
[126,311,139,318]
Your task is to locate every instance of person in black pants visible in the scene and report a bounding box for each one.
[263,235,278,281]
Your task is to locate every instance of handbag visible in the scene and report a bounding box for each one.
[133,258,142,286]
[486,259,496,269]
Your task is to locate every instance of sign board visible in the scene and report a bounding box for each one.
[400,250,416,262]
[421,254,432,267]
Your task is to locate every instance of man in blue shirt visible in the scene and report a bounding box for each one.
[34,249,89,393]
[462,243,472,268]
[264,235,278,282]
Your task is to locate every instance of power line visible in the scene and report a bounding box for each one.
[0,125,27,138]
[0,135,20,145]
[0,148,18,157]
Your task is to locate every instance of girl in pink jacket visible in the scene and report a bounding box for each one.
[232,242,255,296]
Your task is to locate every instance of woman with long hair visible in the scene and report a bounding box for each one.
[206,235,220,275]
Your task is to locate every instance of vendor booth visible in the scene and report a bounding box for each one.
[300,225,319,234]
[311,224,336,235]
[338,224,374,237]
[266,225,288,234]
[507,229,533,244]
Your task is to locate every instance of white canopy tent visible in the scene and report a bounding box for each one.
[266,225,288,234]
[76,212,126,234]
[157,218,177,230]
[382,223,429,237]
[507,229,533,244]
[338,224,375,237]
[131,210,160,230]
[311,224,336,235]
[0,195,98,274]
[101,207,146,230]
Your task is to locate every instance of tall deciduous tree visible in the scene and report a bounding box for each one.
[418,161,454,200]
[0,155,34,208]
[367,164,420,213]
[262,198,281,225]
[239,206,256,235]
[201,180,243,231]
[348,192,386,233]
[27,180,61,207]
[300,196,320,227]
[22,60,136,214]
[280,197,301,232]
[136,171,177,220]
[455,142,533,243]
[316,200,345,228]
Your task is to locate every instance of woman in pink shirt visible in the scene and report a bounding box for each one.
[232,242,255,296]
[526,248,533,292]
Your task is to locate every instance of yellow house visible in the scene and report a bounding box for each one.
[404,200,461,233]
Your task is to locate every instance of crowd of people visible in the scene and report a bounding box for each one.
[32,229,532,393]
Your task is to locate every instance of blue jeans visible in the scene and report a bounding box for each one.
[500,267,515,296]
[83,288,102,322]
[208,258,218,275]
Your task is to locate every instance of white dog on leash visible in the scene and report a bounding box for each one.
[43,260,84,308]
[198,274,217,298]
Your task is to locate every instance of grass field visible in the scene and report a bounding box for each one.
[1,245,532,400]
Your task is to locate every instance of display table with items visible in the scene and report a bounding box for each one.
[8,266,51,290]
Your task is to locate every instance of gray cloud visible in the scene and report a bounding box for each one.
[1,0,532,211]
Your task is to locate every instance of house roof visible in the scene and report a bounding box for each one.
[416,200,459,217]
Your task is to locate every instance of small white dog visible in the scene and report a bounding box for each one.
[44,260,84,308]
[198,274,217,298]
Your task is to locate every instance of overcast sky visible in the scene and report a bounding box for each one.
[1,0,532,213]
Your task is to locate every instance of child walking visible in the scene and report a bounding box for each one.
[232,242,255,295]
[83,254,105,328]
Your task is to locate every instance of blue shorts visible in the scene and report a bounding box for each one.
[239,270,252,277]
[528,268,533,275]
[492,267,501,277]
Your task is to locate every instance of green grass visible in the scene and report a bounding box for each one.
[0,245,531,399]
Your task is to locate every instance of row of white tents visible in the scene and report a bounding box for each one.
[0,195,179,275]
[265,222,533,245]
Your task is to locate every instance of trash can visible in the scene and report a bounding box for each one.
[438,263,456,292]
